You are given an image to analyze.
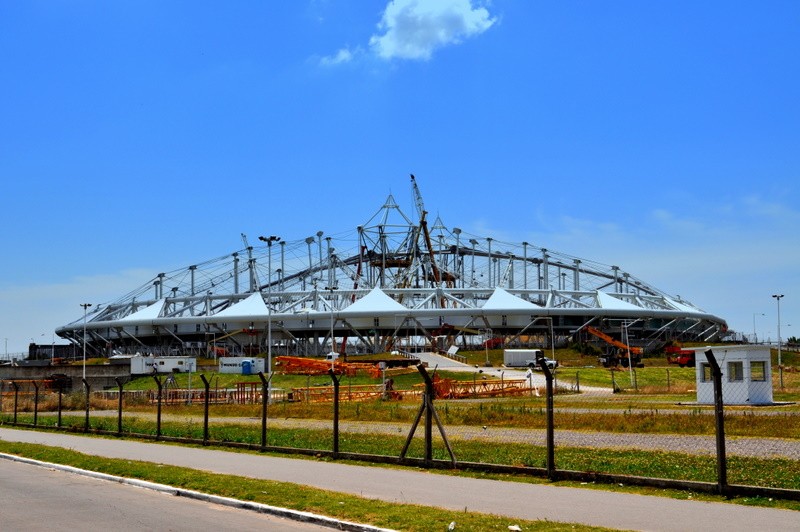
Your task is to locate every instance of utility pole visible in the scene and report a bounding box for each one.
[259,235,281,394]
[772,294,784,388]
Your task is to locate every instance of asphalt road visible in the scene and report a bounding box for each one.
[0,456,333,531]
[1,428,798,531]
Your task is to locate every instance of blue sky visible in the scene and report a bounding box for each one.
[1,1,798,355]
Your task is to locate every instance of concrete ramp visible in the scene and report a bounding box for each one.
[413,351,472,371]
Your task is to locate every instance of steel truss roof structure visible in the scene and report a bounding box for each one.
[57,177,727,357]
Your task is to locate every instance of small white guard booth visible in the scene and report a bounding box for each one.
[690,345,773,405]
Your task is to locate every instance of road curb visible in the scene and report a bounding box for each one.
[0,452,394,532]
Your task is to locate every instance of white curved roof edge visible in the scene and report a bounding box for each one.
[88,306,725,329]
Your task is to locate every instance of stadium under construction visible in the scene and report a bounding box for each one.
[55,176,727,361]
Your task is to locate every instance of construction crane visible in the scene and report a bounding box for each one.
[586,325,644,368]
[410,175,444,286]
[586,326,643,355]
[411,174,456,293]
[410,173,425,221]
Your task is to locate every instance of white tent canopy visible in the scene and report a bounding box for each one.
[482,287,540,310]
[214,292,270,318]
[596,291,642,310]
[343,286,408,313]
[119,299,165,321]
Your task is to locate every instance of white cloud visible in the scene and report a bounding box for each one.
[319,47,356,66]
[369,0,496,60]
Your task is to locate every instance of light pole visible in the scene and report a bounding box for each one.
[482,328,492,366]
[80,303,92,382]
[772,294,784,388]
[752,312,765,344]
[326,284,338,370]
[469,239,478,287]
[258,235,280,382]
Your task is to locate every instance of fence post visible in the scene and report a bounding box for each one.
[704,349,728,496]
[153,375,163,441]
[82,378,90,433]
[57,382,63,428]
[257,372,273,450]
[400,364,456,466]
[200,374,210,445]
[33,381,40,426]
[114,377,124,435]
[539,358,556,480]
[11,381,19,425]
[12,382,19,423]
[576,371,580,393]
[328,369,341,457]
[422,369,434,463]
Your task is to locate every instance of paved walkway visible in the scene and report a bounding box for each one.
[81,409,800,460]
[1,428,797,531]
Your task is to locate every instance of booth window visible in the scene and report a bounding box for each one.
[728,361,744,382]
[701,363,712,382]
[751,360,767,382]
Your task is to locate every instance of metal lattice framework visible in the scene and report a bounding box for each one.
[56,176,727,358]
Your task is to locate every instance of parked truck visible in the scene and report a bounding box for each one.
[665,344,696,367]
[503,349,557,369]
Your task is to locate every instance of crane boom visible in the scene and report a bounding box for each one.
[410,174,425,221]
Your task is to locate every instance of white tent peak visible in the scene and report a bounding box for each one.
[482,287,540,310]
[214,292,269,318]
[664,296,703,313]
[120,299,165,321]
[596,291,641,310]
[345,286,407,312]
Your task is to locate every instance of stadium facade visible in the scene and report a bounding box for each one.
[55,176,727,359]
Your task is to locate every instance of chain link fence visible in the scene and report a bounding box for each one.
[1,348,798,500]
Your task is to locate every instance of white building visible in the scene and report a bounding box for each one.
[130,355,196,376]
[690,345,773,405]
